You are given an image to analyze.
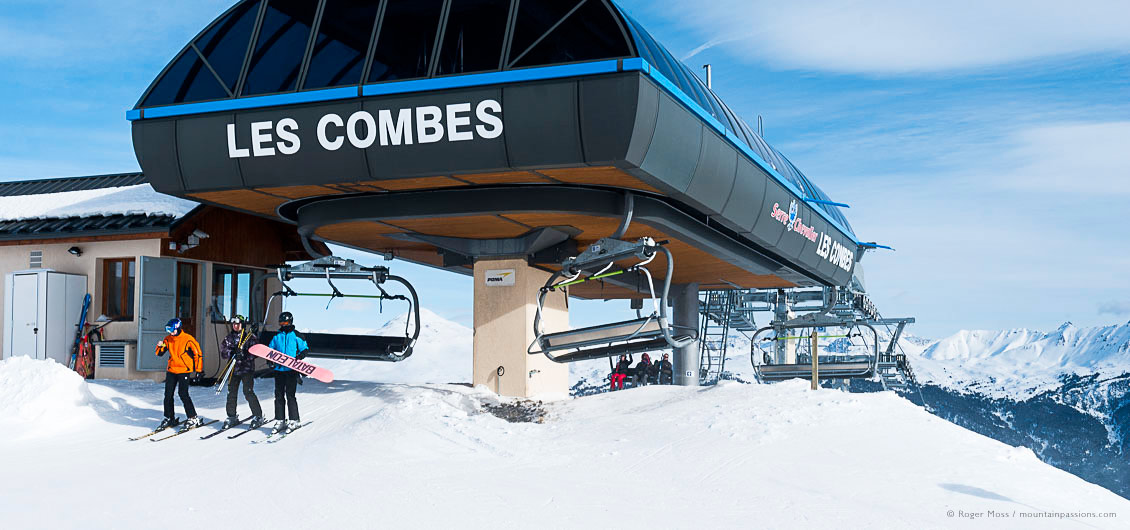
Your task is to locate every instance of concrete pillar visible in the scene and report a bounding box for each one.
[671,283,700,386]
[472,258,569,397]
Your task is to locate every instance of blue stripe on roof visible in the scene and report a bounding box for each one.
[129,61,625,121]
[138,86,360,119]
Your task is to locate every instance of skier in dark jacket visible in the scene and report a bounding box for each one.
[657,353,674,384]
[219,315,263,429]
[632,353,652,387]
[610,353,633,391]
[267,311,309,434]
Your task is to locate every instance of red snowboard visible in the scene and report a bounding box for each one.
[248,344,335,383]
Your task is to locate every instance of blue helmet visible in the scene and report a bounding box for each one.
[165,318,182,335]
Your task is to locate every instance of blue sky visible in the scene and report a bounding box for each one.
[1,1,1128,338]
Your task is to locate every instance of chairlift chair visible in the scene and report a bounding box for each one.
[529,237,697,363]
[751,320,878,382]
[259,256,421,362]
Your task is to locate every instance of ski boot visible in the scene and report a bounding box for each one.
[249,416,265,429]
[183,416,204,429]
[156,417,180,430]
[270,420,286,436]
[287,420,300,433]
[222,416,240,429]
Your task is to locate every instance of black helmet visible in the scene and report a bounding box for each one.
[279,311,293,325]
[229,314,247,326]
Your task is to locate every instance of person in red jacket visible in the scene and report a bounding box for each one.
[610,354,634,391]
[154,318,204,429]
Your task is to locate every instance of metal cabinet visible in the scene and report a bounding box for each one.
[3,270,88,364]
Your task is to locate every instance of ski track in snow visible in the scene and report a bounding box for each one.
[1,356,1128,529]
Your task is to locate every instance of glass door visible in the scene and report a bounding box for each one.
[175,262,199,337]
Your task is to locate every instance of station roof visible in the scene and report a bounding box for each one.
[0,174,197,241]
[132,0,853,238]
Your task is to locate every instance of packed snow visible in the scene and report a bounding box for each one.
[0,183,197,221]
[2,313,1128,528]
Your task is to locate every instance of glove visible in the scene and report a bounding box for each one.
[155,343,166,357]
[267,362,277,370]
[190,372,202,383]
[297,351,308,360]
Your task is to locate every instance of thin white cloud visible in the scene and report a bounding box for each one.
[994,122,1130,194]
[1098,301,1130,315]
[656,0,1130,73]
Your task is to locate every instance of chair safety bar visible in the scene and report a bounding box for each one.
[749,321,878,382]
[530,237,697,363]
[261,256,421,362]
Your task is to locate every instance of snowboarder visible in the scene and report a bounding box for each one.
[219,315,264,429]
[657,353,674,384]
[632,353,652,387]
[611,353,633,391]
[154,318,204,429]
[267,311,309,435]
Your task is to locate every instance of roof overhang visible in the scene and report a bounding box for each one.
[131,62,859,290]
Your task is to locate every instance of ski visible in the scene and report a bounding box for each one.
[150,419,217,442]
[199,416,252,439]
[128,425,172,441]
[68,294,92,370]
[227,419,271,439]
[253,421,312,444]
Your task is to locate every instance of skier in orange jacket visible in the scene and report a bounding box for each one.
[154,318,204,429]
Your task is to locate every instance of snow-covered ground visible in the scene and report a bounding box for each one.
[3,351,1128,528]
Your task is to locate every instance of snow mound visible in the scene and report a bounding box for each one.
[0,357,99,437]
[3,377,1127,528]
[0,183,197,221]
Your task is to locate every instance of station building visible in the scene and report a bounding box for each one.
[7,1,868,396]
[0,174,320,379]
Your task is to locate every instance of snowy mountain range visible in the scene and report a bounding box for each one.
[889,322,1130,500]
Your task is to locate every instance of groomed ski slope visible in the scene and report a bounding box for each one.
[1,356,1127,529]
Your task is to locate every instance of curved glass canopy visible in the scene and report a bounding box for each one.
[135,0,851,236]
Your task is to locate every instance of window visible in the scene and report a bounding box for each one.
[303,0,381,90]
[102,258,136,321]
[241,0,318,96]
[509,0,631,68]
[436,0,510,75]
[367,0,446,82]
[212,266,256,322]
[141,48,229,107]
[195,0,262,93]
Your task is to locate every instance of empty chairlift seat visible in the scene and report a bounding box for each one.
[259,256,421,362]
[530,237,696,363]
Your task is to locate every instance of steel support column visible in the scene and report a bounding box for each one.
[672,283,700,386]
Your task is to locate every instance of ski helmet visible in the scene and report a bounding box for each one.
[279,311,294,325]
[165,318,182,335]
[229,315,246,327]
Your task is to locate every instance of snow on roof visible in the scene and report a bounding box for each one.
[0,184,198,222]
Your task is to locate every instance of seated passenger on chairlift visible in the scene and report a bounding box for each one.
[632,353,652,387]
[646,356,661,384]
[657,353,673,385]
[610,354,633,391]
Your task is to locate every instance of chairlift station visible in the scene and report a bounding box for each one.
[129,0,911,397]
